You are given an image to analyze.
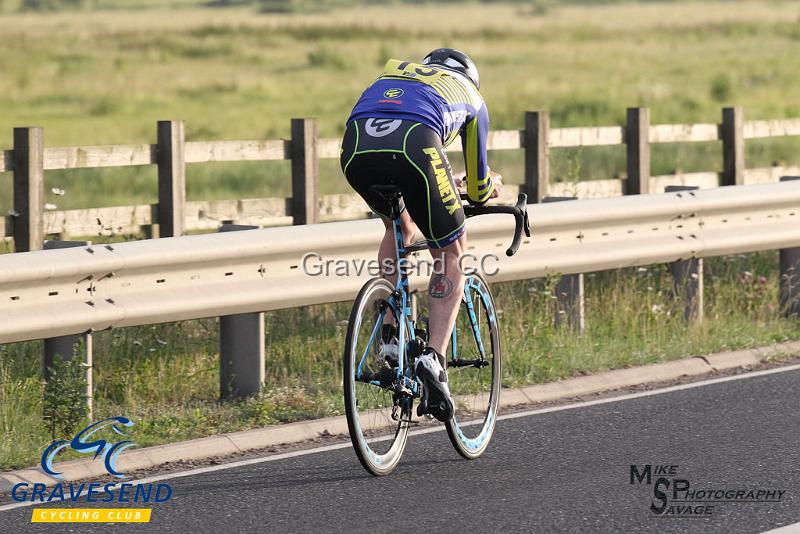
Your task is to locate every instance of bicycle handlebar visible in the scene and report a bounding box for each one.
[462,193,531,257]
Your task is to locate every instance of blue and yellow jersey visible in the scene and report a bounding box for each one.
[348,59,494,205]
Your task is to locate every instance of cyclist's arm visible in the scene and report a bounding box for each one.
[461,104,494,205]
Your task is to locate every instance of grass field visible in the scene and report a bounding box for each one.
[1,1,800,212]
[1,1,800,470]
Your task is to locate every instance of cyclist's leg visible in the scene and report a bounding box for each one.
[397,123,465,355]
[426,232,466,355]
[377,212,417,332]
[378,210,418,286]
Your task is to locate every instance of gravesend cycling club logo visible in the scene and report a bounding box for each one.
[42,416,136,478]
[383,88,404,98]
[10,417,174,524]
[630,464,786,517]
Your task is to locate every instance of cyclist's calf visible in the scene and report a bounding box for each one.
[427,233,467,355]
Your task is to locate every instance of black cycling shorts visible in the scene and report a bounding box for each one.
[340,118,465,249]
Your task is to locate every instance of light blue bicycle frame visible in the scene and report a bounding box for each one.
[354,216,491,399]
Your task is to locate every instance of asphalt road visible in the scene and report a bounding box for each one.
[3,367,800,533]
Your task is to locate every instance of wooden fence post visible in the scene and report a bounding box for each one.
[157,120,186,237]
[524,111,549,203]
[665,185,704,322]
[625,107,650,195]
[779,176,800,317]
[291,118,318,225]
[218,223,265,399]
[43,239,94,418]
[13,127,44,252]
[721,106,745,186]
[543,196,585,331]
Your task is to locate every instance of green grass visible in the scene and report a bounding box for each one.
[1,1,800,213]
[1,251,798,470]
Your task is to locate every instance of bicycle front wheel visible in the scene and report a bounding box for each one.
[445,273,501,459]
[343,277,409,476]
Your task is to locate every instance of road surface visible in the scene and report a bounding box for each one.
[2,366,799,533]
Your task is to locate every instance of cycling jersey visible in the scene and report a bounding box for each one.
[348,59,494,205]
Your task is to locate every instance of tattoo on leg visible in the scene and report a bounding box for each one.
[429,273,454,299]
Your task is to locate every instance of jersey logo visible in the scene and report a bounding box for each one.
[383,88,404,98]
[365,118,402,137]
[422,147,459,215]
[443,110,468,130]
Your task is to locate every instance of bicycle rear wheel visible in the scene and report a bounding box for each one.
[445,273,501,459]
[343,277,410,476]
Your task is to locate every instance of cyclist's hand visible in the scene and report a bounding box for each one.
[489,170,503,199]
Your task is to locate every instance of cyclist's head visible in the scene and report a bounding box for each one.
[421,48,479,89]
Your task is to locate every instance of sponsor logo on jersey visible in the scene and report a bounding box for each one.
[422,147,459,215]
[443,110,468,131]
[365,118,402,137]
[383,88,404,98]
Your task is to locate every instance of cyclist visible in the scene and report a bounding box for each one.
[340,48,502,422]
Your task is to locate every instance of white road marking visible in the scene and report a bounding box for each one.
[2,362,800,514]
[762,522,800,533]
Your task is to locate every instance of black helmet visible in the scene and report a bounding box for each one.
[421,48,480,89]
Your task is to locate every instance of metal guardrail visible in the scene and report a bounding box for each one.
[3,108,800,252]
[2,181,799,346]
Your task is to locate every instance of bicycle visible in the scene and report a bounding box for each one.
[343,185,530,475]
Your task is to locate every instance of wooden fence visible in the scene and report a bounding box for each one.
[2,107,800,252]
